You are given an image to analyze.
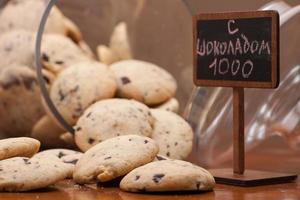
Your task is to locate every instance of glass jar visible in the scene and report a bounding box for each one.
[1,0,200,148]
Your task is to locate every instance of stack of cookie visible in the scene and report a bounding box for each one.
[0,137,83,191]
[73,135,215,193]
[0,0,215,193]
[0,136,215,192]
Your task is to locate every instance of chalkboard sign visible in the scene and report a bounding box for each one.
[191,11,297,186]
[193,11,279,88]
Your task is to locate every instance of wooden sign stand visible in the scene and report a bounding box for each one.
[210,87,297,186]
[193,11,297,186]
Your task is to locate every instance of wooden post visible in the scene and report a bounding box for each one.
[233,87,244,175]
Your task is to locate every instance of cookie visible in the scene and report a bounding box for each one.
[0,0,82,42]
[0,30,35,69]
[109,22,133,60]
[97,45,119,65]
[74,99,154,152]
[31,115,75,149]
[73,135,158,184]
[41,34,91,73]
[153,98,179,113]
[110,60,177,106]
[50,61,117,125]
[120,160,215,192]
[0,66,45,137]
[0,137,40,161]
[33,149,82,178]
[0,156,72,191]
[151,109,193,160]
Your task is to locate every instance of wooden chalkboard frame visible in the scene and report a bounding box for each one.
[193,11,279,89]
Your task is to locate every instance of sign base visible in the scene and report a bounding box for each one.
[210,168,297,187]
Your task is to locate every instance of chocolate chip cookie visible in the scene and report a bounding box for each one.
[151,109,193,160]
[73,135,158,184]
[74,99,154,151]
[0,155,72,191]
[0,137,40,161]
[110,60,177,106]
[120,160,215,192]
[50,61,117,125]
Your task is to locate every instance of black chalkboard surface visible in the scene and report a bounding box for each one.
[193,11,279,88]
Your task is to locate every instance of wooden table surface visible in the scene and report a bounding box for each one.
[0,178,299,200]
